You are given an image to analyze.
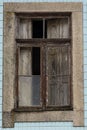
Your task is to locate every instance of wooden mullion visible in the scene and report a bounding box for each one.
[69,13,72,39]
[43,18,45,39]
[40,46,43,107]
[69,45,73,108]
[41,45,46,110]
[68,14,72,108]
[15,47,20,109]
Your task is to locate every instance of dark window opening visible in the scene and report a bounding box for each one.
[32,20,43,38]
[45,20,47,38]
[32,47,40,75]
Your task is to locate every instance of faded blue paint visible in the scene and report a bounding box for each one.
[0,0,87,129]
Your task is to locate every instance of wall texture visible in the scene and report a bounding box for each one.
[0,0,87,130]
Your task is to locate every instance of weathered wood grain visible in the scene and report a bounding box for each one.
[47,46,70,106]
[17,19,32,39]
[47,18,69,38]
[19,47,32,75]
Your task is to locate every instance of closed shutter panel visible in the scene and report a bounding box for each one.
[46,45,71,106]
[17,18,32,39]
[47,18,69,38]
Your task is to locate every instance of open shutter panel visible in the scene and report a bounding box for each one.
[47,45,71,106]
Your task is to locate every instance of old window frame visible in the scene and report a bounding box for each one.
[15,13,72,112]
[16,43,43,112]
[3,2,84,128]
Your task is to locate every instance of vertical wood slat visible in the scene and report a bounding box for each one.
[60,46,69,75]
[47,45,70,106]
[17,18,32,39]
[47,18,69,38]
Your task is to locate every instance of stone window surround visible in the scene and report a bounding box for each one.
[3,2,84,128]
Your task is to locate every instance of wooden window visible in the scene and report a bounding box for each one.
[3,3,83,128]
[15,14,72,111]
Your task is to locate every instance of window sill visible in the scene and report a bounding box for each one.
[14,106,73,112]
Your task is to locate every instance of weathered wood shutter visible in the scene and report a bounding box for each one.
[46,45,71,106]
[17,18,32,39]
[47,18,69,38]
